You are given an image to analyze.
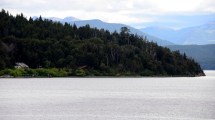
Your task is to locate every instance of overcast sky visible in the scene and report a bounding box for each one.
[1,0,215,28]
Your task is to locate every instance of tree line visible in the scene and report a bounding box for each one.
[0,9,204,76]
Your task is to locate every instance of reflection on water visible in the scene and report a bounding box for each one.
[0,71,215,120]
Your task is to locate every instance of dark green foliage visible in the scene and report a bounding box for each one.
[0,9,204,76]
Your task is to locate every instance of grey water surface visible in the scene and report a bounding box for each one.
[0,71,215,120]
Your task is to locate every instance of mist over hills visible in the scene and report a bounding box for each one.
[138,14,215,29]
[140,22,215,45]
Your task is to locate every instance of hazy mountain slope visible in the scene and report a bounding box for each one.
[140,26,178,43]
[140,22,215,45]
[178,22,215,45]
[61,16,80,22]
[139,14,215,29]
[69,19,174,46]
[167,44,215,70]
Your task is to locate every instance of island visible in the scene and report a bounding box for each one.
[0,9,204,77]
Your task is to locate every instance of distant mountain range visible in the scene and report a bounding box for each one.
[35,16,174,46]
[167,44,215,70]
[138,14,215,29]
[140,22,215,45]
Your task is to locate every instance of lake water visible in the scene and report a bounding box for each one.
[0,71,215,120]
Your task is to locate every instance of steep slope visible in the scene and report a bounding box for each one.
[167,44,215,70]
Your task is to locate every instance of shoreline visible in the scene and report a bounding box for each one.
[0,69,211,78]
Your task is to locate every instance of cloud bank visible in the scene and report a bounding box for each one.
[1,0,215,28]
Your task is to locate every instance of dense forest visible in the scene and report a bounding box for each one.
[0,9,204,77]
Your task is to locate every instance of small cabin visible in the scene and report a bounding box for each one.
[14,62,29,69]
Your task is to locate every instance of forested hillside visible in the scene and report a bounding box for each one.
[0,10,204,76]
